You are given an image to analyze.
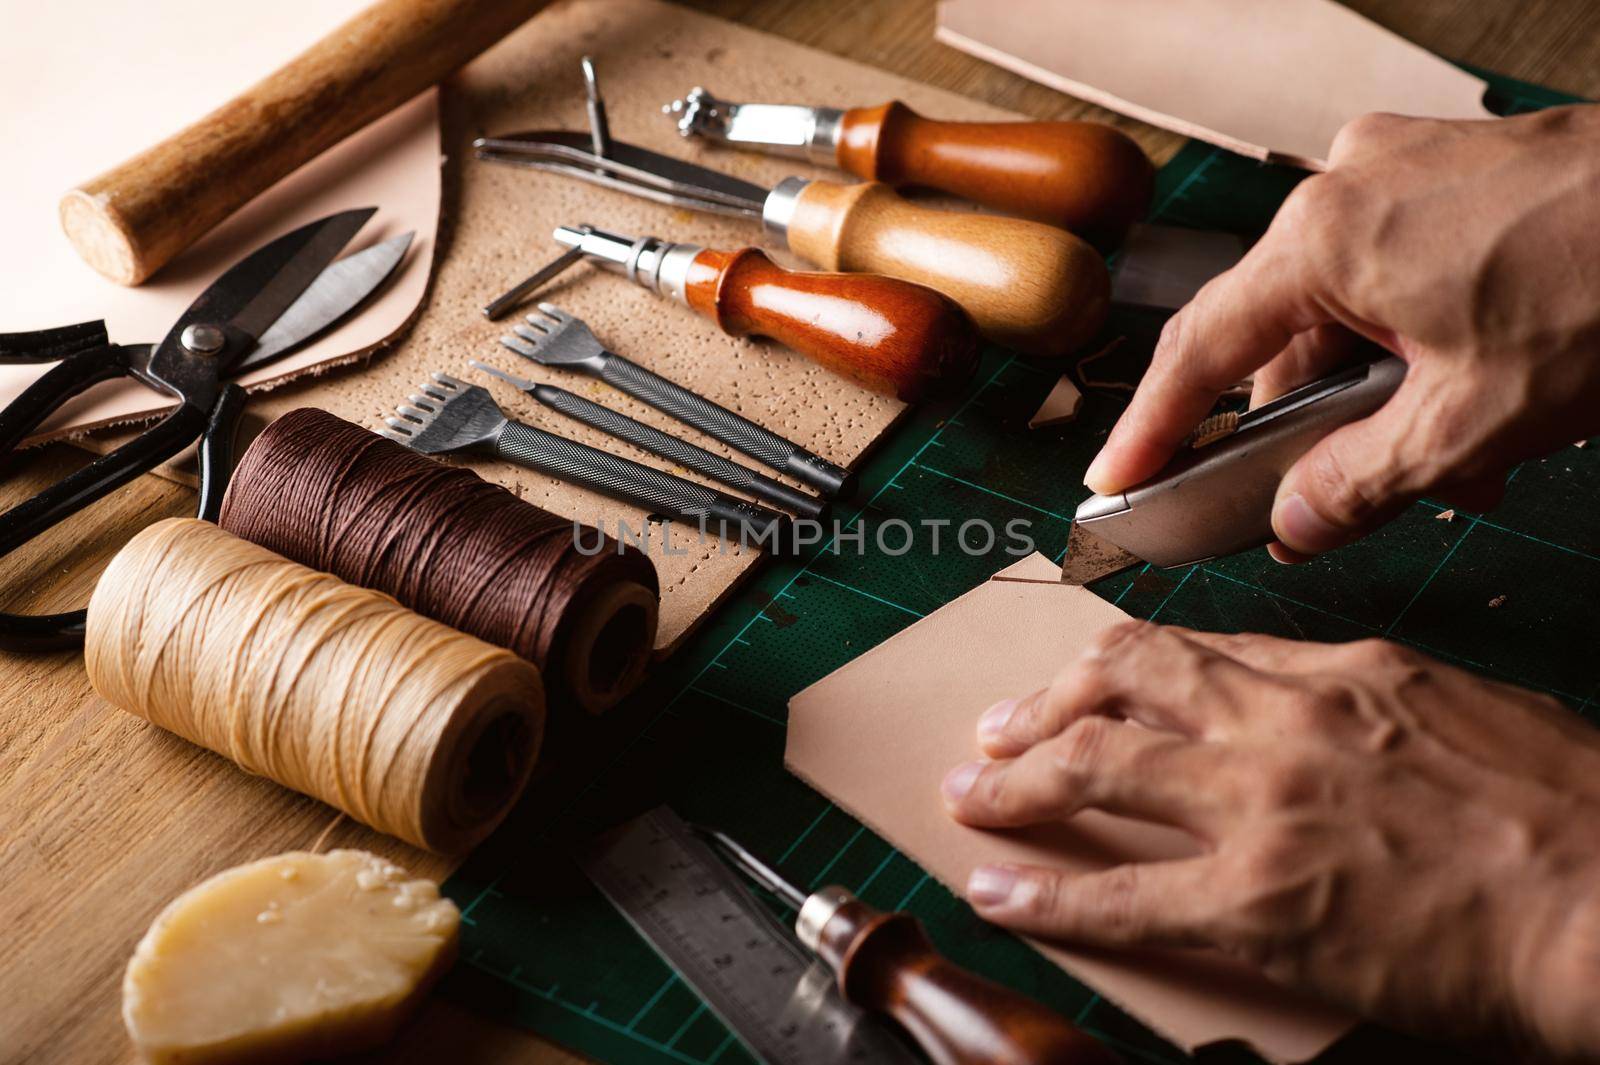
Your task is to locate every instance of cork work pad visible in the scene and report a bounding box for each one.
[80,0,1071,653]
[786,553,1353,1062]
[936,0,1493,169]
[0,0,440,439]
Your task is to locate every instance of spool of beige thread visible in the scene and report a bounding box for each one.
[85,518,545,853]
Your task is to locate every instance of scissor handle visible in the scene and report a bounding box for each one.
[0,341,226,650]
[0,320,110,364]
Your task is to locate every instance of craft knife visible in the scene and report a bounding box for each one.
[1060,356,1407,584]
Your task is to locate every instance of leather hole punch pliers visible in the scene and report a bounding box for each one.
[0,208,412,651]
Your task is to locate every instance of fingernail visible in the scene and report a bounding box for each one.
[968,865,1019,907]
[1083,452,1117,495]
[941,761,983,804]
[1272,493,1343,554]
[977,698,1018,745]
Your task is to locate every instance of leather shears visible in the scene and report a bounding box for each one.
[0,208,411,650]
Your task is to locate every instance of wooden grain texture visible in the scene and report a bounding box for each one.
[683,246,982,401]
[836,102,1155,248]
[4,2,1600,1064]
[60,0,553,285]
[786,179,1111,357]
[813,896,1121,1065]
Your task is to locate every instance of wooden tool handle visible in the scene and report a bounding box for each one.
[784,180,1108,360]
[836,102,1154,250]
[814,898,1121,1065]
[681,247,981,403]
[59,0,551,285]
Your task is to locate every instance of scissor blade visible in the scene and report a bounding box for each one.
[152,209,376,373]
[235,231,414,372]
[229,208,376,342]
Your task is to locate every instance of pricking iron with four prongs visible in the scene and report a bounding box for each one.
[500,302,854,498]
[474,61,1112,359]
[1060,356,1408,585]
[663,86,1154,249]
[381,374,799,553]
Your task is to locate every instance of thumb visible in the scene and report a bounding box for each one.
[1271,370,1437,555]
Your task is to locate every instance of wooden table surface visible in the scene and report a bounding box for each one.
[2,2,1598,1063]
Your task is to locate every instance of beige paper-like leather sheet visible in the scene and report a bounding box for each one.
[936,0,1493,169]
[107,0,1059,653]
[0,0,440,439]
[787,553,1354,1063]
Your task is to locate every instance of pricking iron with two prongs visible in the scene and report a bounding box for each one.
[499,302,853,498]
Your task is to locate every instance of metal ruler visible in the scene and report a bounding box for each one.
[579,807,919,1065]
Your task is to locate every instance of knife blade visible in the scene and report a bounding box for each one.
[1061,355,1407,581]
[1059,519,1143,585]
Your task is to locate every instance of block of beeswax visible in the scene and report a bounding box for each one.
[123,850,459,1065]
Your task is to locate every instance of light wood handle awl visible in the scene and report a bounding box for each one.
[781,180,1110,360]
[60,0,552,285]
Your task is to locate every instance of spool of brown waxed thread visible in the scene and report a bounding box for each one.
[85,518,545,853]
[219,408,659,715]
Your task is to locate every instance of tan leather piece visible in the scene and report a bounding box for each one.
[0,0,440,440]
[786,553,1354,1062]
[936,0,1494,169]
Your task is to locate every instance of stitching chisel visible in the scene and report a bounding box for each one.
[1060,356,1408,584]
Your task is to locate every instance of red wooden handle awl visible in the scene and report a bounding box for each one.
[836,102,1155,251]
[803,890,1122,1065]
[683,247,982,403]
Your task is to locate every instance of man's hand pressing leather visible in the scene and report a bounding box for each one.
[942,624,1600,1060]
[1086,107,1600,560]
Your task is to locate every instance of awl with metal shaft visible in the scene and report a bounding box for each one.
[485,224,982,402]
[1060,356,1408,584]
[697,826,1121,1065]
[664,87,1154,251]
[474,62,1110,360]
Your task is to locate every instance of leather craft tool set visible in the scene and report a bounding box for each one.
[6,2,1528,1063]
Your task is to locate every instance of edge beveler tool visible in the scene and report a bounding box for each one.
[664,86,1154,250]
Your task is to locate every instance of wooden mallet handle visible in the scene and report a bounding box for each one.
[60,0,552,286]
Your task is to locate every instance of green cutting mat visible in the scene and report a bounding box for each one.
[440,69,1596,1065]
